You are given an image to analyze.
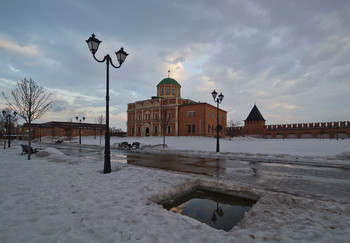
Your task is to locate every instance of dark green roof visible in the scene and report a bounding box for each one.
[245,105,265,121]
[157,78,181,87]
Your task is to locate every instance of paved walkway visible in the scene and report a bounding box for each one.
[127,152,350,203]
[220,161,350,203]
[43,143,350,204]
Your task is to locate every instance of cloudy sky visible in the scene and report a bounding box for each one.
[1,0,349,130]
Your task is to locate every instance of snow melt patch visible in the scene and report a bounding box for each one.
[1,138,349,242]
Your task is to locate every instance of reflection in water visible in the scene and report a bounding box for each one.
[126,153,229,177]
[162,189,256,231]
[47,143,331,184]
[211,202,224,223]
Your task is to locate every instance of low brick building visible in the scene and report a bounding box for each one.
[21,121,105,140]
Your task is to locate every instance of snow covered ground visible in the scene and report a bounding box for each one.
[1,137,349,242]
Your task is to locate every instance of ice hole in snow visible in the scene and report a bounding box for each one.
[161,188,257,231]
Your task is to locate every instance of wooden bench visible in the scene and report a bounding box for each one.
[118,142,129,150]
[117,142,140,150]
[20,144,39,155]
[131,142,140,150]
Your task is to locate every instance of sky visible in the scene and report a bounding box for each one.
[1,0,350,131]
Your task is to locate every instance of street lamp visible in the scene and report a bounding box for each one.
[185,122,189,136]
[86,33,128,174]
[2,110,17,148]
[76,116,85,145]
[211,202,224,223]
[211,90,224,152]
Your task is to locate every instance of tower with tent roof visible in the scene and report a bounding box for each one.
[244,104,266,137]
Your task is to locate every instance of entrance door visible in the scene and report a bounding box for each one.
[146,128,150,136]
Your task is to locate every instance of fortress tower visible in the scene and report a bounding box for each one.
[244,104,266,137]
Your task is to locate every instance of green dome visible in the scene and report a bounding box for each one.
[157,78,181,87]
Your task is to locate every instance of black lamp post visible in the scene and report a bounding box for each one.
[211,202,224,223]
[211,90,224,152]
[75,116,85,145]
[185,122,189,136]
[86,33,128,174]
[2,110,17,148]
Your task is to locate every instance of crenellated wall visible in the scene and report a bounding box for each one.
[263,121,350,139]
[228,121,350,139]
[266,121,350,130]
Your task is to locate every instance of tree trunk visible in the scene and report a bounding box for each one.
[27,123,31,160]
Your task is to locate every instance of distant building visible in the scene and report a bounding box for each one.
[228,105,350,139]
[21,121,105,140]
[127,77,227,137]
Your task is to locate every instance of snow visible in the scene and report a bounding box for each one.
[1,136,349,242]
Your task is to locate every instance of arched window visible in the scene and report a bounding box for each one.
[160,87,164,95]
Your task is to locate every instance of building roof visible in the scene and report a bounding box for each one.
[157,78,181,87]
[23,121,104,129]
[245,105,265,121]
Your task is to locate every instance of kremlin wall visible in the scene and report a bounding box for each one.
[229,105,350,139]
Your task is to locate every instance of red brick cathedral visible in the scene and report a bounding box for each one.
[127,77,227,137]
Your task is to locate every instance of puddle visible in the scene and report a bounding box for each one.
[162,188,256,231]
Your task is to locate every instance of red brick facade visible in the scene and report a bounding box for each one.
[127,77,227,137]
[21,122,105,139]
[178,103,226,137]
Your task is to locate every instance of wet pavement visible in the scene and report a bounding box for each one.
[43,143,350,204]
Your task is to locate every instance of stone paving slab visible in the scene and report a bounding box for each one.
[220,163,350,203]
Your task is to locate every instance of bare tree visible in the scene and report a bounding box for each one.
[159,104,171,148]
[0,111,6,147]
[1,108,18,149]
[228,118,242,140]
[96,115,105,145]
[2,78,53,159]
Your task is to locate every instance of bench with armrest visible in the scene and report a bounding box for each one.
[118,141,129,150]
[20,144,39,155]
[131,142,140,150]
[117,142,140,150]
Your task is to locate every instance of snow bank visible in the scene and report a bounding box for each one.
[1,141,349,242]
